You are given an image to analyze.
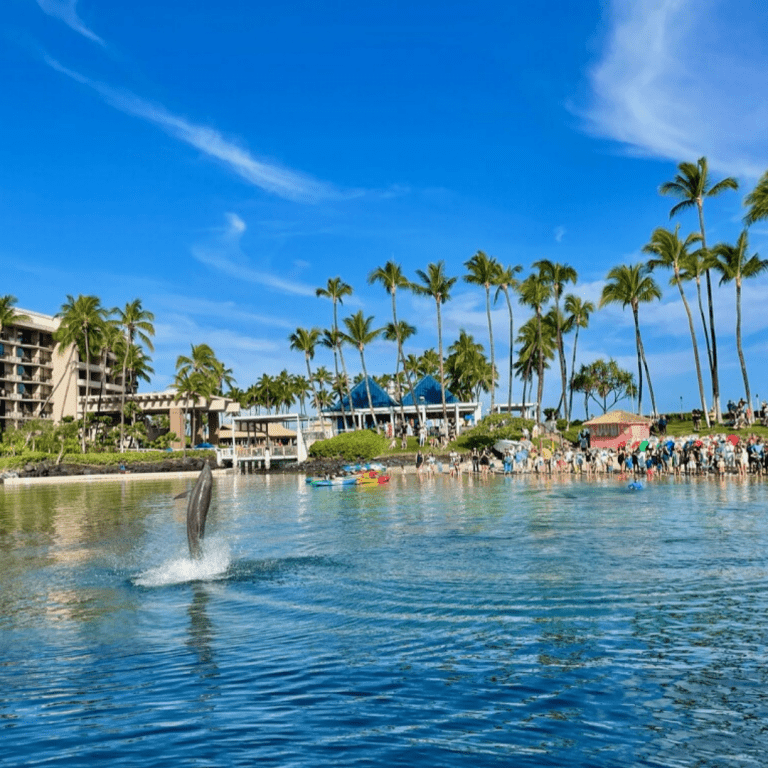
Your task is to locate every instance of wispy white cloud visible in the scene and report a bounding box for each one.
[554,226,566,243]
[44,58,348,203]
[191,213,318,297]
[36,0,104,45]
[580,0,768,179]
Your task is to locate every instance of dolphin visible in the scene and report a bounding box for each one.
[186,464,212,559]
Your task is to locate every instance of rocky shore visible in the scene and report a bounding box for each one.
[1,455,216,482]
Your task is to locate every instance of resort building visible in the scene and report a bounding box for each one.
[0,308,129,434]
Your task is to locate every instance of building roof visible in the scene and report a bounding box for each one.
[401,375,459,406]
[584,409,652,426]
[219,423,296,438]
[327,376,397,412]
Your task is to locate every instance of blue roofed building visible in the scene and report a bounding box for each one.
[323,374,482,434]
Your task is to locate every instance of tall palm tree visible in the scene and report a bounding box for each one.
[54,294,108,452]
[711,230,768,421]
[288,327,322,416]
[411,261,457,430]
[342,310,382,427]
[114,299,155,452]
[316,277,354,415]
[563,293,594,428]
[532,260,577,421]
[493,263,523,412]
[464,251,502,413]
[660,157,739,421]
[517,273,552,425]
[368,260,419,418]
[643,226,710,426]
[599,264,662,416]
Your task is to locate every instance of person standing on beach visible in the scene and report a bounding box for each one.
[416,449,424,477]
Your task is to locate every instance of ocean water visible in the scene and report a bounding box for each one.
[1,472,768,767]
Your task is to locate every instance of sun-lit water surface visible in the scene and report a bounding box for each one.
[2,472,768,767]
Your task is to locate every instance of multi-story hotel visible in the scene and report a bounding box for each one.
[0,308,128,434]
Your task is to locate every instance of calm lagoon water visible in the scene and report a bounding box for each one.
[2,472,768,767]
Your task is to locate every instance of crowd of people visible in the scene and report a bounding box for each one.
[413,433,768,480]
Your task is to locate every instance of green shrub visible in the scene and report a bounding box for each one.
[309,430,389,461]
[0,449,214,471]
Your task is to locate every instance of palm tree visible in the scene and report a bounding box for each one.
[114,299,155,452]
[517,273,552,426]
[644,226,710,427]
[368,260,419,419]
[743,170,768,226]
[288,327,322,416]
[563,293,594,428]
[0,295,30,336]
[493,263,523,412]
[175,343,223,443]
[54,295,108,452]
[446,330,489,401]
[599,264,662,416]
[411,261,457,430]
[660,157,739,421]
[515,316,555,417]
[316,277,354,414]
[341,310,382,427]
[711,230,768,421]
[532,260,577,421]
[464,251,502,413]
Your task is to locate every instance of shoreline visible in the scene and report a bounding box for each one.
[2,468,232,487]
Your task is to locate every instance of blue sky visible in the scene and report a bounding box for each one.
[3,0,768,417]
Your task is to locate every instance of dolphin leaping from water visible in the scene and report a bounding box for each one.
[186,464,212,559]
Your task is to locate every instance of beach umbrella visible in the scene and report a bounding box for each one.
[727,434,739,446]
[694,440,703,447]
[639,440,649,451]
[541,446,552,459]
[666,440,675,450]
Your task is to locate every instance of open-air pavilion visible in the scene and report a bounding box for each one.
[323,375,482,436]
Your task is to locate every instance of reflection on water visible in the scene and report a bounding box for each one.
[2,473,768,767]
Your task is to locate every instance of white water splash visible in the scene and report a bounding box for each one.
[134,539,231,587]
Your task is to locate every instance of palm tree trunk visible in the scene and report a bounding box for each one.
[567,326,581,430]
[676,278,710,428]
[436,300,448,430]
[535,308,544,426]
[633,305,657,416]
[82,333,90,453]
[334,299,355,418]
[698,201,721,422]
[485,285,495,413]
[735,279,751,421]
[359,349,377,427]
[632,305,644,415]
[502,287,515,411]
[390,291,409,428]
[694,276,713,374]
[305,355,320,418]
